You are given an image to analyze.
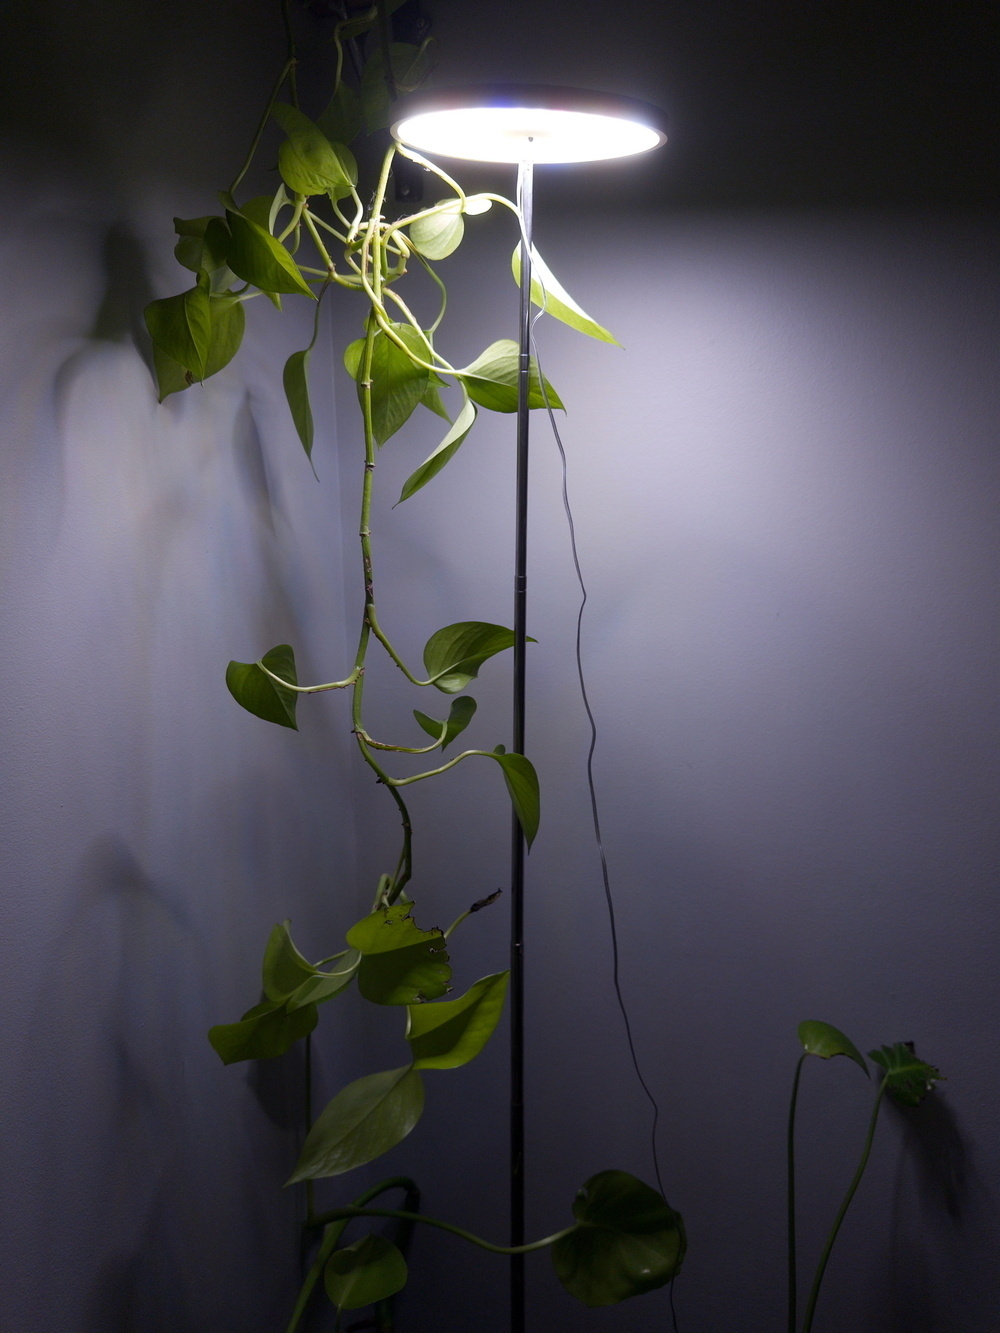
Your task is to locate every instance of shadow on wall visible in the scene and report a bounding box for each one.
[884,1097,1000,1333]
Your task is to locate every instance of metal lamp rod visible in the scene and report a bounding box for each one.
[510,155,533,1333]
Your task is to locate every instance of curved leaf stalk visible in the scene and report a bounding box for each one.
[228,56,298,199]
[285,1177,420,1333]
[308,1204,575,1257]
[800,1077,888,1333]
[786,1053,805,1333]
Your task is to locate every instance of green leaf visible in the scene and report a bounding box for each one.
[347,903,451,1005]
[283,347,315,459]
[512,245,620,345]
[419,381,451,421]
[144,281,212,379]
[151,343,193,401]
[262,920,317,1001]
[317,81,364,146]
[272,102,358,200]
[225,209,315,298]
[797,1021,868,1075]
[205,294,246,376]
[225,643,299,729]
[173,215,231,275]
[208,997,318,1065]
[361,42,436,133]
[552,1171,686,1307]
[325,1235,408,1311]
[399,395,477,501]
[492,750,540,847]
[869,1042,944,1107]
[422,621,520,693]
[285,950,361,1010]
[288,1065,425,1181]
[367,324,434,445]
[412,695,477,752]
[459,339,563,413]
[408,199,465,260]
[407,971,509,1070]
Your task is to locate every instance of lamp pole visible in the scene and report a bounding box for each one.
[510,155,533,1333]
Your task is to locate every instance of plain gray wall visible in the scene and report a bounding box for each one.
[1,1,998,1331]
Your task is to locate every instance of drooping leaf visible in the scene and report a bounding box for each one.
[492,750,540,847]
[361,41,436,133]
[318,80,365,146]
[551,1171,686,1307]
[368,324,434,445]
[399,395,477,501]
[144,280,212,379]
[412,695,477,752]
[151,343,193,401]
[798,1021,868,1075]
[407,971,509,1070]
[285,949,361,1010]
[408,199,465,260]
[226,643,299,729]
[459,339,563,413]
[347,903,450,1005]
[208,997,318,1065]
[419,381,451,421]
[288,1065,425,1181]
[262,921,317,1001]
[283,347,315,459]
[225,209,315,298]
[240,194,278,232]
[512,245,620,345]
[423,621,521,693]
[205,294,246,376]
[173,215,231,275]
[869,1042,944,1107]
[272,102,358,200]
[325,1235,408,1311]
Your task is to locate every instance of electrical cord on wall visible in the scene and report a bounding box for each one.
[527,323,681,1333]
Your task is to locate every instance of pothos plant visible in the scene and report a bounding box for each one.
[144,3,685,1328]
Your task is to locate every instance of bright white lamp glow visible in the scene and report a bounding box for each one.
[392,84,667,164]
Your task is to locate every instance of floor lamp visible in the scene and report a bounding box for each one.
[393,85,667,1332]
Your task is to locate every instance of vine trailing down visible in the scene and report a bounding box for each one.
[144,4,685,1328]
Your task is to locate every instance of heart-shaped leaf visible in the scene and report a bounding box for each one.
[144,280,212,379]
[492,750,540,847]
[399,395,477,501]
[552,1171,686,1307]
[173,215,231,275]
[325,1234,408,1311]
[347,903,451,1005]
[362,42,435,133]
[422,621,520,693]
[318,81,364,146]
[458,339,563,413]
[869,1042,944,1106]
[225,209,315,298]
[412,695,477,752]
[226,644,299,729]
[797,1021,868,1075]
[208,997,318,1065]
[288,1065,425,1181]
[272,102,357,200]
[408,199,465,260]
[512,245,620,345]
[407,971,509,1070]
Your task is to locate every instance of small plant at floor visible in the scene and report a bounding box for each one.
[143,2,684,1328]
[787,1022,943,1333]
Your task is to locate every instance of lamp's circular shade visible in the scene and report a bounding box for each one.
[392,84,667,164]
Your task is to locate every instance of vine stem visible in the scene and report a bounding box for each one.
[228,56,297,198]
[307,1204,575,1256]
[800,1078,888,1333]
[787,1053,805,1333]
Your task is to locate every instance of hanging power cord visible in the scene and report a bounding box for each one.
[516,182,680,1333]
